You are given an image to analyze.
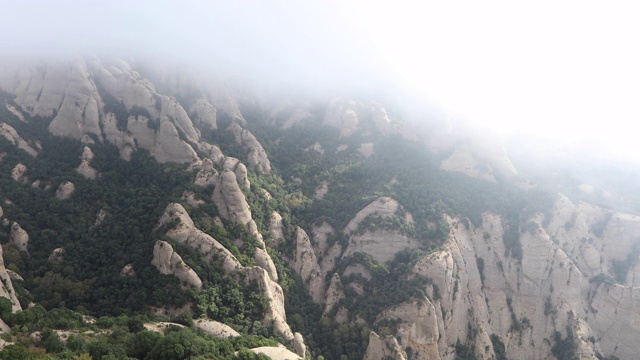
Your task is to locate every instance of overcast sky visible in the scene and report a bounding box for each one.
[3,0,640,162]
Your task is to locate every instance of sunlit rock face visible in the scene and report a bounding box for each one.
[151,240,203,290]
[364,195,640,360]
[9,222,29,253]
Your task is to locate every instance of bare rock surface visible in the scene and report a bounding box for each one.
[55,181,75,200]
[0,123,37,157]
[76,146,98,180]
[194,319,239,338]
[157,203,241,273]
[293,227,325,304]
[0,244,22,314]
[226,122,271,173]
[9,222,29,253]
[344,197,413,234]
[189,97,217,129]
[247,346,301,360]
[364,332,407,360]
[371,195,640,360]
[151,240,203,289]
[254,247,278,281]
[11,163,27,182]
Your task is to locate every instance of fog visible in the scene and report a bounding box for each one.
[3,0,640,163]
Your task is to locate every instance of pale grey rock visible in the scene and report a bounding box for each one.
[370,195,640,360]
[254,247,278,281]
[11,163,27,182]
[0,123,37,157]
[226,122,271,173]
[0,244,22,313]
[269,211,284,245]
[247,346,301,360]
[358,142,374,158]
[234,163,250,189]
[189,97,217,129]
[312,222,341,277]
[324,98,360,137]
[194,319,240,338]
[195,142,224,163]
[55,181,75,200]
[324,273,345,315]
[0,206,3,218]
[344,197,413,234]
[343,229,423,263]
[212,169,253,226]
[157,203,241,273]
[120,264,135,277]
[193,158,218,187]
[95,209,107,225]
[48,248,65,263]
[76,146,98,180]
[151,240,203,289]
[314,180,329,200]
[293,227,325,304]
[244,266,294,341]
[440,141,517,182]
[5,104,27,123]
[9,222,28,253]
[293,332,306,358]
[364,332,407,360]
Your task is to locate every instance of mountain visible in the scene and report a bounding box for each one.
[0,55,636,360]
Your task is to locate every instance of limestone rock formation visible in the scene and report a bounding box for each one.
[9,222,29,253]
[293,332,306,358]
[55,181,75,200]
[369,195,640,360]
[157,203,241,273]
[247,346,302,360]
[48,248,65,263]
[0,244,22,314]
[344,197,413,234]
[226,122,271,173]
[0,123,37,157]
[120,264,135,277]
[440,142,517,182]
[254,247,278,281]
[269,211,284,245]
[212,169,253,226]
[244,266,294,341]
[323,273,345,315]
[151,240,203,289]
[189,97,217,130]
[193,159,218,187]
[194,319,240,338]
[314,180,329,200]
[324,98,360,137]
[76,146,99,180]
[95,209,108,225]
[11,163,27,182]
[234,163,250,189]
[364,332,407,360]
[293,227,325,304]
[157,204,300,344]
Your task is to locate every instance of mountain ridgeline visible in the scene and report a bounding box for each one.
[0,56,636,360]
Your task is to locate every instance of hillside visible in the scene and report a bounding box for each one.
[0,56,636,360]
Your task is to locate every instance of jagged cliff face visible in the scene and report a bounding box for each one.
[0,54,638,359]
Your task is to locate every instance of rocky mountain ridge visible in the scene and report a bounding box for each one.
[0,55,636,360]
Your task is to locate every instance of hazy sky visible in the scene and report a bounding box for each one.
[3,0,640,161]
